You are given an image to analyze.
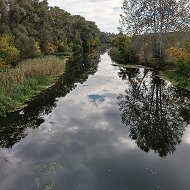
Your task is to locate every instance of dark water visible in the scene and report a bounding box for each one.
[0,51,190,190]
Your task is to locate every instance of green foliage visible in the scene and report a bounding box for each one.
[0,34,20,65]
[109,35,139,64]
[111,35,131,52]
[15,34,41,59]
[0,75,53,116]
[0,0,102,61]
[57,42,71,53]
[185,41,190,59]
[176,61,190,77]
[109,47,126,63]
[163,70,190,89]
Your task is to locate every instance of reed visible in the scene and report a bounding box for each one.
[0,56,66,115]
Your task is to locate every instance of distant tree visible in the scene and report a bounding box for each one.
[121,0,190,65]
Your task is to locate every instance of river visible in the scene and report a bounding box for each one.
[0,50,190,190]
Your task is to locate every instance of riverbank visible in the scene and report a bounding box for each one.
[160,70,190,90]
[0,56,67,116]
[112,62,190,91]
[109,48,190,91]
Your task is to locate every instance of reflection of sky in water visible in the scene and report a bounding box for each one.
[88,95,106,106]
[0,53,190,190]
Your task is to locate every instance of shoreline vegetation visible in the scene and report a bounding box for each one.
[160,70,190,91]
[0,56,67,116]
[111,61,190,90]
[109,34,190,91]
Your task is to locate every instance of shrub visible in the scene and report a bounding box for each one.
[46,43,57,54]
[15,34,41,59]
[34,41,42,56]
[166,47,185,62]
[57,42,71,52]
[176,61,190,77]
[166,45,190,77]
[147,57,160,68]
[0,34,20,65]
[71,43,82,52]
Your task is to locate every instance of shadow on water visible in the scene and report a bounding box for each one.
[118,67,190,158]
[0,51,101,148]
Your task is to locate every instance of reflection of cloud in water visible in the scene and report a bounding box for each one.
[0,53,190,190]
[88,95,106,106]
[183,125,190,144]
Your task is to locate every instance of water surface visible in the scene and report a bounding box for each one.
[0,51,190,190]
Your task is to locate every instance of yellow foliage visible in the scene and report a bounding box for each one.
[0,34,20,65]
[34,41,41,55]
[166,47,185,62]
[46,43,57,54]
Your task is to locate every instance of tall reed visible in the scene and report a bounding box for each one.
[0,56,66,115]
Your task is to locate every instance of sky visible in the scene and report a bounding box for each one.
[48,0,123,33]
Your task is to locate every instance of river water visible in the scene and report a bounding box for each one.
[0,51,190,190]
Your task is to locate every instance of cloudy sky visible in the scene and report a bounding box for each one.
[48,0,123,33]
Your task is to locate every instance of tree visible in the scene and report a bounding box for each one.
[0,0,102,63]
[121,0,190,65]
[0,34,20,65]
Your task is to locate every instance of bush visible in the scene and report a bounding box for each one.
[0,34,20,65]
[166,45,190,77]
[46,43,57,54]
[34,41,42,56]
[57,42,71,52]
[176,61,190,77]
[166,47,185,62]
[71,43,82,52]
[15,34,41,59]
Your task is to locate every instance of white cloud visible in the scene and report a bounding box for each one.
[48,0,123,33]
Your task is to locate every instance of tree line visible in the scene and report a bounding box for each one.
[0,0,105,65]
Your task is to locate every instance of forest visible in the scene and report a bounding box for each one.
[0,0,105,65]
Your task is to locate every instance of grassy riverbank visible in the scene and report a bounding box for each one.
[0,56,67,116]
[160,70,190,90]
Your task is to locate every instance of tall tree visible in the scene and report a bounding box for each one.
[121,0,190,65]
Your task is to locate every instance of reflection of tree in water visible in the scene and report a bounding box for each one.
[0,51,101,148]
[118,68,190,157]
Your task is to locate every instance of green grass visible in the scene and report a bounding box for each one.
[161,70,190,90]
[0,56,67,116]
